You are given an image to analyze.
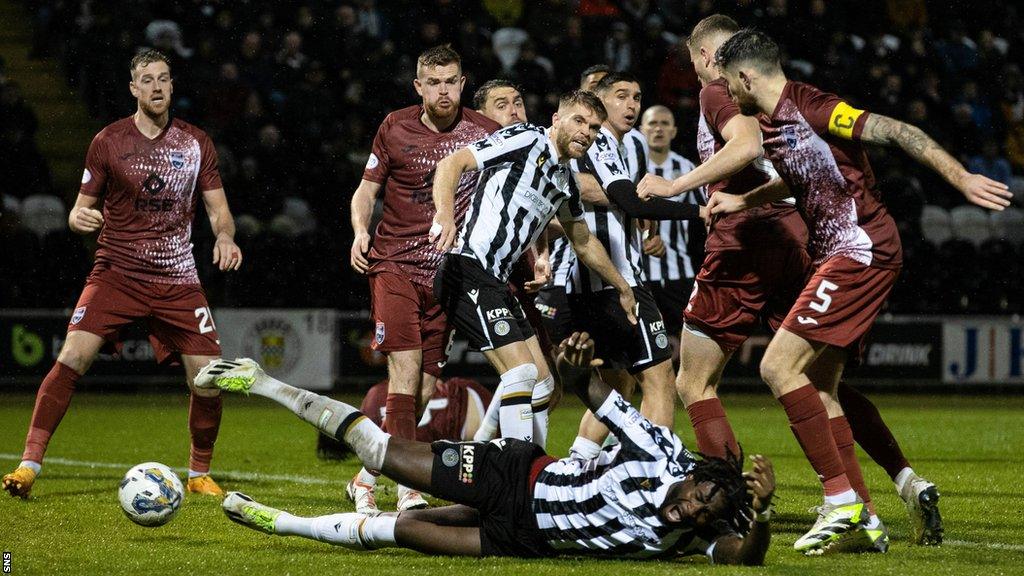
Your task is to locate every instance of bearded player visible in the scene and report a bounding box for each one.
[347,45,500,514]
[710,29,1010,553]
[3,50,241,499]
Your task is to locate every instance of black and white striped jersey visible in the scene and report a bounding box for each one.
[548,235,574,288]
[643,151,703,282]
[457,123,585,283]
[532,390,724,559]
[566,126,647,294]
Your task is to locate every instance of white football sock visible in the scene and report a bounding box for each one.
[531,375,554,449]
[894,467,914,493]
[497,363,537,442]
[18,460,41,475]
[274,511,317,538]
[356,467,378,486]
[568,437,602,460]
[824,489,858,506]
[865,515,881,529]
[307,513,397,550]
[472,382,502,441]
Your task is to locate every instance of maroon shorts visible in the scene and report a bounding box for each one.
[68,266,221,364]
[781,256,899,357]
[684,246,811,352]
[368,271,450,378]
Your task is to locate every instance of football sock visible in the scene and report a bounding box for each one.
[307,513,397,549]
[22,362,80,464]
[686,398,740,459]
[384,393,417,441]
[498,363,537,442]
[824,489,859,506]
[273,511,317,538]
[187,393,222,474]
[830,415,874,514]
[894,467,916,494]
[472,384,501,441]
[356,467,379,486]
[250,372,391,470]
[18,460,41,475]
[778,385,851,497]
[569,436,602,460]
[837,382,910,480]
[531,375,554,449]
[865,515,882,530]
[188,469,206,479]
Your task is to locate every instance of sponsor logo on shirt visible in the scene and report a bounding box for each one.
[597,150,617,164]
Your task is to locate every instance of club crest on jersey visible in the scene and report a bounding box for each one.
[169,150,185,169]
[374,321,385,346]
[71,306,87,325]
[782,125,799,150]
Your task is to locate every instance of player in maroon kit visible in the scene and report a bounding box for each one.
[361,377,493,443]
[710,29,1011,553]
[2,50,240,499]
[347,45,500,513]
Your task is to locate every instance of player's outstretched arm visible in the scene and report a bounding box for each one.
[202,187,242,271]
[860,114,1012,210]
[68,193,104,234]
[577,173,611,206]
[350,179,382,274]
[708,454,774,566]
[561,217,637,324]
[639,115,763,200]
[605,179,705,221]
[430,148,477,251]
[707,178,790,217]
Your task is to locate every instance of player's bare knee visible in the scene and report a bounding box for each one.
[758,354,792,392]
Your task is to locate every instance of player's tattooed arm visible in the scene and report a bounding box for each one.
[861,114,1012,210]
[430,148,477,251]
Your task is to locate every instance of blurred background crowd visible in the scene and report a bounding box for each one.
[2,0,1022,313]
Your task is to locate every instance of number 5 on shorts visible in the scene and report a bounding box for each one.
[809,280,838,313]
[195,307,217,334]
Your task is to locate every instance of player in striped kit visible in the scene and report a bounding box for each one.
[639,105,704,344]
[567,73,706,459]
[429,90,636,447]
[202,333,775,564]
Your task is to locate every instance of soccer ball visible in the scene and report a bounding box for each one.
[118,462,184,527]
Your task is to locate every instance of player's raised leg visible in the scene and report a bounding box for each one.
[2,330,104,499]
[183,354,225,496]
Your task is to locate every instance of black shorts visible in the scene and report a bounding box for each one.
[429,439,555,558]
[434,254,535,352]
[533,286,574,345]
[646,277,695,337]
[567,284,672,373]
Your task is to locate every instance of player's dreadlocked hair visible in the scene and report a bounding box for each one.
[714,28,783,75]
[688,448,754,535]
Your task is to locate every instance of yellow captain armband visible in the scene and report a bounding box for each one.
[828,101,866,140]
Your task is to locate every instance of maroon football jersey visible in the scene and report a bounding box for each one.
[361,106,500,287]
[758,82,901,269]
[697,79,806,251]
[360,377,493,442]
[80,117,222,284]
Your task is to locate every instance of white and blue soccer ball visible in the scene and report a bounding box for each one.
[118,462,184,527]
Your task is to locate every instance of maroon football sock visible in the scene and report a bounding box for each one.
[830,415,875,515]
[685,398,740,459]
[778,384,851,496]
[188,394,223,474]
[22,362,81,464]
[383,393,417,441]
[838,381,910,480]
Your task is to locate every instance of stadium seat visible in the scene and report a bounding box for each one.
[919,205,952,246]
[989,206,1024,245]
[949,205,991,247]
[19,194,66,239]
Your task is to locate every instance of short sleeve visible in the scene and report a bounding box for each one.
[466,124,540,171]
[557,172,585,222]
[362,117,391,183]
[576,134,630,188]
[79,134,109,197]
[701,81,741,134]
[197,133,223,192]
[795,83,870,140]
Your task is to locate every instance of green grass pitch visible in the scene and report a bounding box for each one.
[2,391,1023,575]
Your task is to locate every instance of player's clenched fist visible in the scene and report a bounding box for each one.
[350,231,371,274]
[69,207,104,234]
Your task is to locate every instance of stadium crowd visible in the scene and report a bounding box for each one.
[2,0,1023,312]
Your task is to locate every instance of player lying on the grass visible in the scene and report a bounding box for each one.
[194,334,776,563]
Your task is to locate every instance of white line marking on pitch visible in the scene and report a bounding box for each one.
[946,539,1024,552]
[0,453,338,486]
